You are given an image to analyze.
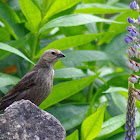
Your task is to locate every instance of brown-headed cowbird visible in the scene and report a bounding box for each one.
[0,49,65,111]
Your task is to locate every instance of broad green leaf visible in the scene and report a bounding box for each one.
[62,50,109,63]
[99,11,138,45]
[32,0,43,11]
[97,114,125,138]
[0,34,30,60]
[98,67,113,77]
[82,0,98,3]
[107,0,120,5]
[106,95,122,117]
[103,118,140,140]
[135,127,140,138]
[0,86,11,94]
[54,60,65,69]
[35,33,103,58]
[40,14,122,32]
[49,3,78,20]
[42,0,54,17]
[0,1,21,39]
[19,0,41,32]
[135,112,140,127]
[104,32,131,71]
[0,73,20,87]
[39,75,97,109]
[68,92,87,102]
[0,27,10,42]
[105,131,124,140]
[105,32,128,56]
[103,87,128,93]
[0,43,34,64]
[118,91,140,109]
[75,3,130,14]
[43,0,81,22]
[102,72,129,82]
[111,92,127,113]
[66,130,79,140]
[81,104,106,140]
[47,104,89,130]
[104,73,129,88]
[54,68,95,79]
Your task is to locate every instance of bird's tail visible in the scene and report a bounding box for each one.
[0,99,14,111]
[0,101,7,111]
[0,91,19,111]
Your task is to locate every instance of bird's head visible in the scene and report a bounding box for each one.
[38,49,65,67]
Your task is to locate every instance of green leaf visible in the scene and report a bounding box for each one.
[0,86,11,94]
[0,73,20,88]
[75,3,130,14]
[103,87,128,93]
[98,11,138,45]
[118,90,140,109]
[105,32,128,56]
[104,72,129,88]
[81,104,106,140]
[40,14,122,32]
[54,68,95,79]
[0,43,34,64]
[0,1,22,39]
[111,92,127,113]
[47,104,89,130]
[68,92,87,102]
[66,130,79,140]
[97,114,125,138]
[0,27,10,42]
[0,34,30,60]
[39,75,97,109]
[50,3,78,20]
[102,72,129,82]
[32,0,43,11]
[62,50,109,63]
[42,0,54,17]
[105,131,124,140]
[104,32,132,71]
[101,114,140,140]
[19,0,41,32]
[107,0,120,5]
[35,33,103,58]
[43,0,81,22]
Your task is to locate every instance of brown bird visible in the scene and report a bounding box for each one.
[0,49,65,111]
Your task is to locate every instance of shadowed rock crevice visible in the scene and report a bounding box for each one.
[0,100,66,140]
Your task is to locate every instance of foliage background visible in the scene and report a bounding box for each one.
[0,0,140,139]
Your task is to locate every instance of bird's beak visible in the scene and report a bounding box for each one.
[57,52,65,58]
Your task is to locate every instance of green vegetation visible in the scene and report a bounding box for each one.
[0,0,140,139]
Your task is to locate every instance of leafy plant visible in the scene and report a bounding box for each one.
[0,0,140,139]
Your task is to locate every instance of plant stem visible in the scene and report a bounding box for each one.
[128,81,134,96]
[99,0,106,34]
[32,33,39,60]
[87,82,94,102]
[99,14,104,34]
[28,33,39,69]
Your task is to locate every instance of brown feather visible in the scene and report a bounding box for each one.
[0,49,65,111]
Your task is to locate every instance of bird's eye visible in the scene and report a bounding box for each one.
[52,52,55,55]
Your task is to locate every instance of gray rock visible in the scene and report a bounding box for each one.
[0,100,66,140]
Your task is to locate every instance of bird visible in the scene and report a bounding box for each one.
[0,49,65,111]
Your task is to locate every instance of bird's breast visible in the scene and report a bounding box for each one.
[30,68,54,105]
[38,68,54,94]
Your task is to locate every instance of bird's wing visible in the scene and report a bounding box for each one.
[1,70,38,102]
